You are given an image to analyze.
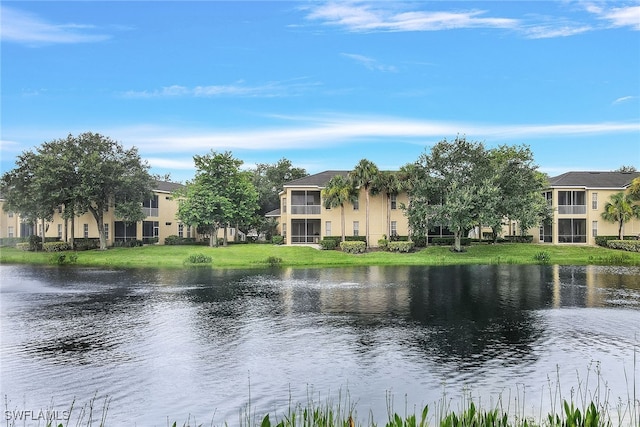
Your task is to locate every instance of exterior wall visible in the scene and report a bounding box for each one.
[279,184,409,247]
[532,187,640,245]
[0,205,24,239]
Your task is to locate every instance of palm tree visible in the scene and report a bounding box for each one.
[372,171,403,238]
[349,159,379,248]
[601,191,640,239]
[321,174,357,242]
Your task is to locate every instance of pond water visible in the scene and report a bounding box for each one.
[1,264,639,426]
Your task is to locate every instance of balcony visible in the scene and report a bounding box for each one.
[558,205,586,215]
[142,207,159,217]
[290,205,321,215]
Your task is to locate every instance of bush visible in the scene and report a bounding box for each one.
[43,242,72,252]
[533,251,551,264]
[113,240,143,248]
[389,234,409,242]
[28,235,42,251]
[49,252,78,265]
[265,256,282,267]
[16,242,30,251]
[319,238,338,250]
[345,235,367,243]
[411,235,427,248]
[504,235,534,243]
[595,235,637,247]
[607,240,640,252]
[75,238,100,251]
[185,253,212,264]
[431,237,471,246]
[164,235,198,245]
[377,238,389,251]
[0,237,27,247]
[271,235,284,245]
[340,241,366,254]
[388,241,414,253]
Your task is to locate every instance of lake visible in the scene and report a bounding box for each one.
[1,264,639,426]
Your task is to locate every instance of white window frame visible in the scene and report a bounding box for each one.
[592,220,598,238]
[83,224,89,238]
[325,221,332,236]
[390,194,397,210]
[592,193,598,210]
[353,221,359,236]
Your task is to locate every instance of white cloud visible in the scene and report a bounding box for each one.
[122,79,320,99]
[304,2,519,33]
[0,5,110,45]
[613,96,637,104]
[601,5,640,30]
[341,53,397,72]
[524,24,592,39]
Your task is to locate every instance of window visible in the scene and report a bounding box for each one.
[558,219,586,243]
[283,197,287,214]
[178,223,184,238]
[543,191,552,206]
[8,226,14,238]
[186,226,192,239]
[8,211,13,218]
[58,224,63,238]
[291,191,321,214]
[353,197,359,210]
[143,195,159,217]
[391,221,397,236]
[390,194,397,210]
[325,221,332,236]
[592,221,598,238]
[83,224,89,238]
[282,223,287,237]
[592,193,598,210]
[104,223,109,240]
[353,221,359,236]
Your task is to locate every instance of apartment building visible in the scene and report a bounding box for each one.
[534,171,640,244]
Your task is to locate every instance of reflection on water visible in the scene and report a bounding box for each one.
[1,264,639,425]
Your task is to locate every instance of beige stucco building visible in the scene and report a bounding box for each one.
[270,170,410,247]
[0,181,196,245]
[533,171,640,244]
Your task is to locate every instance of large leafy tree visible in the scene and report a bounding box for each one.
[176,151,258,247]
[252,158,307,215]
[321,174,357,242]
[348,159,379,247]
[601,192,640,239]
[1,132,153,250]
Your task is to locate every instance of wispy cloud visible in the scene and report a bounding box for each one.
[341,53,397,72]
[304,2,518,33]
[0,5,111,45]
[122,79,320,99]
[613,95,637,104]
[591,5,640,30]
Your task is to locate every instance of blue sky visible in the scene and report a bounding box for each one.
[1,1,639,183]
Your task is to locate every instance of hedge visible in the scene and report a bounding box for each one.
[388,241,414,253]
[607,240,640,252]
[0,237,27,247]
[75,238,100,251]
[319,238,338,250]
[43,242,72,252]
[340,241,366,254]
[503,235,534,243]
[431,237,471,246]
[165,235,198,246]
[595,235,637,247]
[271,235,284,245]
[377,239,389,251]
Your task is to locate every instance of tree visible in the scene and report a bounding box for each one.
[615,165,638,173]
[601,192,640,239]
[1,132,153,250]
[629,177,640,200]
[422,137,489,252]
[321,174,357,242]
[371,171,404,238]
[176,151,258,247]
[252,158,307,215]
[348,159,379,248]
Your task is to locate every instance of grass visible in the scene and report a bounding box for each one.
[1,243,640,269]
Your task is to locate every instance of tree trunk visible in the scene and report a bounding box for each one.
[387,192,391,237]
[89,206,107,250]
[70,215,75,249]
[340,204,346,242]
[365,188,370,248]
[618,219,624,240]
[40,218,46,251]
[454,228,462,252]
[223,226,228,246]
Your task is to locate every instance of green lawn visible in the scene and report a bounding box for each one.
[1,242,639,269]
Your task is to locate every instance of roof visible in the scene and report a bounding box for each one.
[265,208,281,217]
[154,180,185,193]
[548,171,640,189]
[283,170,349,188]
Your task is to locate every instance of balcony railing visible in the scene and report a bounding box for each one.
[558,205,586,215]
[291,205,321,215]
[143,207,159,217]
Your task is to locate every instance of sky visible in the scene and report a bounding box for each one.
[1,1,639,183]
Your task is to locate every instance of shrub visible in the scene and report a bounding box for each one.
[113,240,144,248]
[377,238,389,251]
[28,235,42,251]
[0,237,27,247]
[271,235,284,245]
[185,253,212,264]
[319,238,338,250]
[533,251,551,264]
[344,235,367,243]
[265,256,282,267]
[411,235,427,248]
[389,234,409,242]
[49,252,78,265]
[16,242,30,251]
[75,238,100,251]
[340,241,366,254]
[432,237,471,246]
[388,241,414,253]
[504,235,534,243]
[595,235,637,247]
[164,235,198,245]
[607,240,640,252]
[43,242,72,252]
